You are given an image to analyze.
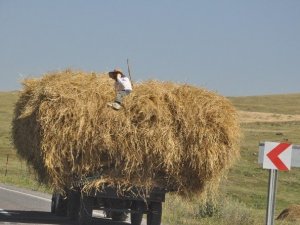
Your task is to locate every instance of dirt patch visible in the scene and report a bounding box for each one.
[238,111,300,123]
[277,205,300,221]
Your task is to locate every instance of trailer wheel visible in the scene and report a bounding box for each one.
[67,190,80,220]
[110,211,127,221]
[147,202,162,225]
[78,195,94,225]
[131,201,143,225]
[52,192,68,216]
[109,199,128,222]
[51,194,56,214]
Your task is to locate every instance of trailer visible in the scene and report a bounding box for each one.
[51,183,167,225]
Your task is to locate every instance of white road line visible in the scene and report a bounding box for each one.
[0,186,51,202]
[0,208,12,216]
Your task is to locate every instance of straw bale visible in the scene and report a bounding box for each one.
[12,70,240,196]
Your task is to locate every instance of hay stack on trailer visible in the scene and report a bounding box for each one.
[12,70,240,196]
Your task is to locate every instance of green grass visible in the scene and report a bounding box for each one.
[1,91,300,224]
[0,91,18,154]
[0,91,50,192]
[225,121,300,210]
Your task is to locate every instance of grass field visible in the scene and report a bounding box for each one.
[230,93,300,114]
[0,91,49,192]
[1,91,300,224]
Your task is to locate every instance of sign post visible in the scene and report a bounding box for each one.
[259,142,293,225]
[266,169,278,225]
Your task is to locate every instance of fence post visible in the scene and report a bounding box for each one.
[5,154,9,176]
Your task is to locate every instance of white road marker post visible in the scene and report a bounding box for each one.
[266,169,278,225]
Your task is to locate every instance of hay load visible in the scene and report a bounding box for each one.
[12,70,240,196]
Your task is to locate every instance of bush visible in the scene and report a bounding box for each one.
[216,198,257,225]
[163,195,259,225]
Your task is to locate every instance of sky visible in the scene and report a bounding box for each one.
[0,0,299,96]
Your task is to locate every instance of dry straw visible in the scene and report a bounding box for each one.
[12,70,240,196]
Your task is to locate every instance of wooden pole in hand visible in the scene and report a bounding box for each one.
[127,59,133,87]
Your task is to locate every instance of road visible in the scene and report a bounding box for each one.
[0,183,142,225]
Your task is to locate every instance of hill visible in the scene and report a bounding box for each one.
[226,93,300,225]
[229,93,300,115]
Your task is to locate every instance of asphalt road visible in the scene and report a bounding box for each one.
[0,183,141,225]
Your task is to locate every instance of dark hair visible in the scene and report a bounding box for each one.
[108,72,117,80]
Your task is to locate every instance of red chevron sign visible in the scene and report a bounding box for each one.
[263,142,292,171]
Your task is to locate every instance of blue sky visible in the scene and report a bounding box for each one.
[0,0,299,96]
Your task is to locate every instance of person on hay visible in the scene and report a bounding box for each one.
[107,68,133,110]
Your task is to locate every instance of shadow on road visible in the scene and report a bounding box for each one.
[0,210,131,225]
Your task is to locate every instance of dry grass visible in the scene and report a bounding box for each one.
[12,70,240,196]
[238,111,300,123]
[163,195,259,225]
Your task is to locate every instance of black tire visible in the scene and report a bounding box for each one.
[78,195,94,225]
[109,199,128,222]
[147,202,162,225]
[131,201,144,225]
[51,194,56,214]
[104,209,112,218]
[53,193,68,216]
[67,190,80,220]
[111,211,128,221]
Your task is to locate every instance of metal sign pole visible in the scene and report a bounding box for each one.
[266,169,278,225]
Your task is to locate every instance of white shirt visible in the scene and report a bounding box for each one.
[115,76,133,91]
